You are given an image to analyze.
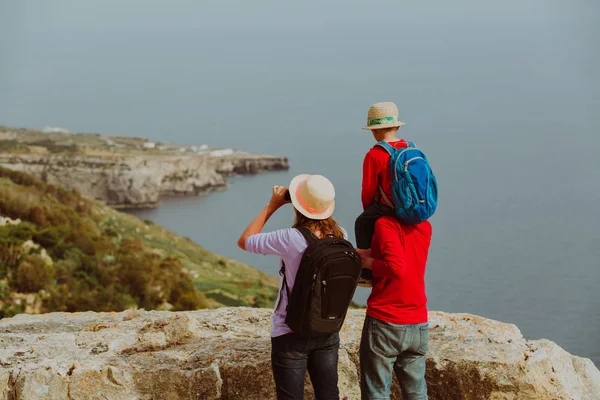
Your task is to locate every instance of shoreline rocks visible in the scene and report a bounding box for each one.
[0,153,289,209]
[0,308,598,399]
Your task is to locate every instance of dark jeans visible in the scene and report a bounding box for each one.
[360,316,428,400]
[271,332,340,400]
[355,203,395,249]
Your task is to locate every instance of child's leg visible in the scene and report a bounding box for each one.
[355,203,392,249]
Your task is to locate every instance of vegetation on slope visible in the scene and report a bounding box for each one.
[0,125,202,156]
[0,167,278,318]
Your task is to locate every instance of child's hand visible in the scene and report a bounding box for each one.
[269,186,291,208]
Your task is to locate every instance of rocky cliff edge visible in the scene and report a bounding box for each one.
[1,308,598,400]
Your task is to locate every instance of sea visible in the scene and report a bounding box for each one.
[1,0,598,365]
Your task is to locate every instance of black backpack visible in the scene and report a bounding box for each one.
[279,227,362,337]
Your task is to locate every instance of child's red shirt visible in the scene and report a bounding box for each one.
[361,139,408,209]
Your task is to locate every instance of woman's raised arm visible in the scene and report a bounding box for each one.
[237,185,290,250]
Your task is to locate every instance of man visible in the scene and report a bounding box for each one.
[357,216,432,400]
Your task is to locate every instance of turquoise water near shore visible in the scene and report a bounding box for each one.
[1,1,599,365]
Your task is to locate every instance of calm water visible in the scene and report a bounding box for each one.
[1,1,599,365]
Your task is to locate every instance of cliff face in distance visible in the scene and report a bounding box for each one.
[0,153,288,209]
[0,308,599,400]
[0,126,289,208]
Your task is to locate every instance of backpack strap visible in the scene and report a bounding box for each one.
[379,187,394,208]
[375,141,394,155]
[375,141,399,208]
[376,140,415,154]
[296,226,320,245]
[275,227,319,312]
[276,260,291,312]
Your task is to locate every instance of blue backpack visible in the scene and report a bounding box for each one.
[377,141,438,224]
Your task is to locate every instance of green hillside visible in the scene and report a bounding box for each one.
[0,167,278,318]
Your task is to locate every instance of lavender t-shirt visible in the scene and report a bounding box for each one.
[245,227,347,337]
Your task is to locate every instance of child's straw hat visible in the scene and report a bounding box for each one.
[362,102,405,130]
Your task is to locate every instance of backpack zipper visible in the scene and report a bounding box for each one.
[397,147,414,158]
[310,254,358,293]
[393,148,416,180]
[405,157,427,204]
[322,280,327,293]
[404,156,425,171]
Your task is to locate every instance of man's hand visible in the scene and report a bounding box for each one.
[269,185,291,209]
[356,248,374,269]
[356,248,372,257]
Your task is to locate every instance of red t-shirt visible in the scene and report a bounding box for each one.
[361,139,409,209]
[367,216,432,325]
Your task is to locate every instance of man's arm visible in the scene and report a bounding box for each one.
[360,219,406,279]
[361,151,379,210]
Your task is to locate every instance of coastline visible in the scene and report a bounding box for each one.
[0,126,289,209]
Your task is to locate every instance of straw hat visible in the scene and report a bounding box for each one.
[289,174,335,220]
[362,102,405,130]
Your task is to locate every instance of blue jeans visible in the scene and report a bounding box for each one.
[359,315,428,400]
[271,332,340,400]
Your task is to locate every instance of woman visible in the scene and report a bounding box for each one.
[237,174,347,400]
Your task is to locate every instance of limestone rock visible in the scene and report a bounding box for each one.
[0,217,20,226]
[0,309,598,399]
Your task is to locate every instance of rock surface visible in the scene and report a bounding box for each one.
[0,153,288,209]
[0,308,598,400]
